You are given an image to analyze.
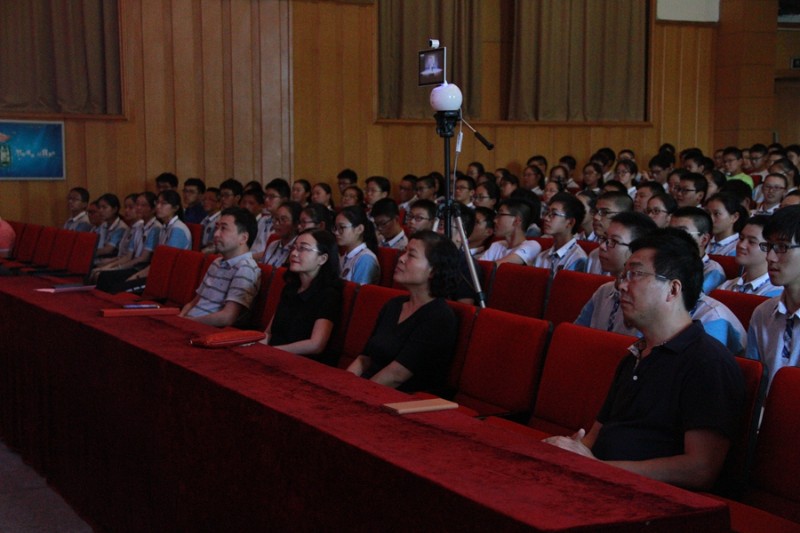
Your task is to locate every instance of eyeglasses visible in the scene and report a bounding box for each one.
[592,208,619,218]
[298,218,317,227]
[645,207,668,216]
[617,269,670,284]
[758,242,800,254]
[762,185,786,192]
[455,185,472,192]
[275,216,293,224]
[373,218,392,229]
[332,224,353,233]
[289,243,321,254]
[475,195,492,201]
[542,210,568,219]
[598,236,630,249]
[676,187,696,194]
[415,186,431,192]
[406,215,430,223]
[495,212,516,219]
[264,194,281,200]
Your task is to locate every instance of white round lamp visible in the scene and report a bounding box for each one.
[430,82,462,112]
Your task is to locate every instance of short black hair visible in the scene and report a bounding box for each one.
[649,192,677,214]
[365,176,391,194]
[610,211,658,242]
[764,205,800,245]
[681,172,708,197]
[409,199,437,220]
[602,180,627,194]
[155,172,179,188]
[672,206,712,236]
[649,152,675,170]
[549,192,585,234]
[219,178,244,198]
[474,206,495,230]
[598,190,634,212]
[456,174,476,190]
[301,203,334,231]
[337,168,358,184]
[499,197,535,229]
[558,155,577,171]
[265,178,291,199]
[220,207,258,248]
[184,178,206,194]
[467,162,485,176]
[242,188,264,204]
[629,227,703,312]
[70,187,90,203]
[371,197,400,219]
[637,181,665,197]
[723,146,743,160]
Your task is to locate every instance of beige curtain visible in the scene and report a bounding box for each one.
[508,0,647,121]
[378,0,481,119]
[0,0,121,115]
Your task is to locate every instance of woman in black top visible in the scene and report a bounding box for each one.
[347,230,460,393]
[265,229,342,362]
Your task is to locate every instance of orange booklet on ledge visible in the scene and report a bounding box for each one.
[100,304,180,317]
[382,398,459,415]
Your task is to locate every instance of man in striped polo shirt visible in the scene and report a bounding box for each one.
[180,207,261,327]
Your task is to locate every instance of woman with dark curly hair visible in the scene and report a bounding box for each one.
[346,230,460,393]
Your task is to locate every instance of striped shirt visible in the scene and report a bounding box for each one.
[186,252,261,317]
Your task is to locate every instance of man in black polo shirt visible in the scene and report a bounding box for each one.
[545,228,744,490]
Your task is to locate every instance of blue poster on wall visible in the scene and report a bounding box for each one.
[0,120,65,180]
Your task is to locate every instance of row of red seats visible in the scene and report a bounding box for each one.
[1,222,98,281]
[44,244,798,529]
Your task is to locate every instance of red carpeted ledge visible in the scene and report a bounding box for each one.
[0,277,729,531]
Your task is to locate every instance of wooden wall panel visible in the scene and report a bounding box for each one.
[291,2,718,202]
[0,0,291,226]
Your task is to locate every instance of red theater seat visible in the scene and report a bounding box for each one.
[443,301,478,396]
[453,308,550,417]
[249,264,275,330]
[186,223,203,251]
[261,267,288,330]
[26,226,59,268]
[326,281,359,360]
[487,323,633,439]
[114,245,180,302]
[488,263,549,318]
[165,250,205,307]
[338,284,406,369]
[544,270,614,326]
[24,229,77,274]
[376,246,400,287]
[710,367,800,531]
[578,240,599,255]
[709,289,768,331]
[710,254,741,280]
[1,223,42,267]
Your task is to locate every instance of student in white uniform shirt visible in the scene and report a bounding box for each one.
[669,207,726,293]
[453,175,476,208]
[372,198,408,251]
[479,198,541,266]
[334,206,380,285]
[259,201,300,268]
[64,187,93,232]
[752,173,788,215]
[199,187,222,250]
[746,205,800,388]
[706,192,748,256]
[534,192,588,274]
[718,215,782,298]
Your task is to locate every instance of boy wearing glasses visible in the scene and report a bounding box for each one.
[753,173,787,215]
[585,191,633,274]
[180,207,261,327]
[372,198,407,251]
[534,193,587,273]
[547,228,744,491]
[575,212,656,336]
[479,199,541,265]
[64,187,93,232]
[746,205,800,387]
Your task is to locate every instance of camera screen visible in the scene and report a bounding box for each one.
[418,48,445,86]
